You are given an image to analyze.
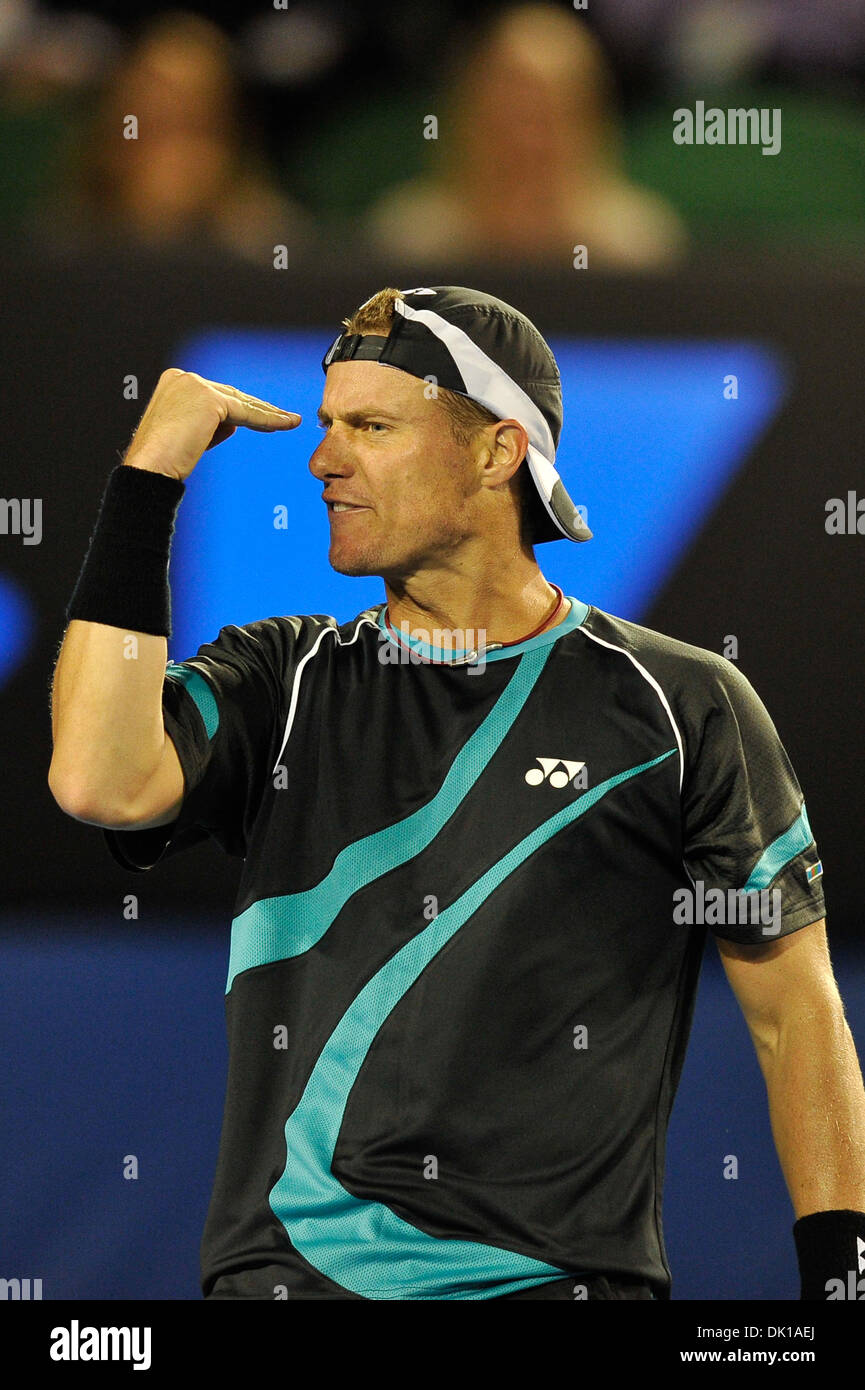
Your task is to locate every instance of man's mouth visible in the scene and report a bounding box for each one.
[325,498,370,514]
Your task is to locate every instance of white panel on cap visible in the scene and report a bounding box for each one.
[526,444,565,531]
[525,443,559,495]
[394,298,556,465]
[400,287,437,295]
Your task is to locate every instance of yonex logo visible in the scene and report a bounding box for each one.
[525,758,586,788]
[858,1236,865,1275]
[401,287,436,296]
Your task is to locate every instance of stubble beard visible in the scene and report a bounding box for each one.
[328,505,474,581]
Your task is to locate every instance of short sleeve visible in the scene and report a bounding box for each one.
[104,616,312,871]
[680,659,826,944]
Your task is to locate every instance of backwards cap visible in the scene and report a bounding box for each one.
[322,285,592,544]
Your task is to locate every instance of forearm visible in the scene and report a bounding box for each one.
[49,459,186,823]
[49,619,171,820]
[48,372,299,826]
[759,1000,865,1217]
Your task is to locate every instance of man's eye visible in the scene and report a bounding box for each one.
[367,422,388,433]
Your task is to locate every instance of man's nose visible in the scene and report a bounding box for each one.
[308,429,354,480]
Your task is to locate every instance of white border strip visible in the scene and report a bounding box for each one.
[271,616,378,774]
[575,626,686,794]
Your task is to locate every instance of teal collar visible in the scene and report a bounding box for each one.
[375,596,590,664]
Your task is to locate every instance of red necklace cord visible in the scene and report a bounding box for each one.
[382,584,565,660]
[495,583,565,647]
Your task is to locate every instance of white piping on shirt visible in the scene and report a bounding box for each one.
[271,614,379,775]
[573,626,686,795]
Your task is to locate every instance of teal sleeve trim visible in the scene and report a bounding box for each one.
[164,663,219,740]
[741,802,814,892]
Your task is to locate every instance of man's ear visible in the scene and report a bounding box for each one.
[482,420,529,486]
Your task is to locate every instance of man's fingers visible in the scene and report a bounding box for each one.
[206,379,302,432]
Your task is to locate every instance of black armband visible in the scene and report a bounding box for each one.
[793,1208,865,1300]
[66,464,186,637]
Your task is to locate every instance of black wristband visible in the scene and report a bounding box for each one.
[66,464,186,637]
[793,1208,865,1300]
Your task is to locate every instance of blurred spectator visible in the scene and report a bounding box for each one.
[0,1,120,233]
[31,10,312,263]
[589,0,865,262]
[364,3,687,270]
[592,0,865,91]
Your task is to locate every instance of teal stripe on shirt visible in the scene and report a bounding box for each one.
[226,644,553,992]
[269,746,677,1300]
[741,803,814,892]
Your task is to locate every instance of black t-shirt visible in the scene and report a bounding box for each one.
[105,598,826,1301]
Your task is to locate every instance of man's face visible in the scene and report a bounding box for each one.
[309,360,481,578]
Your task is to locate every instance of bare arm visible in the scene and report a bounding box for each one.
[48,369,300,829]
[49,622,185,828]
[718,919,865,1218]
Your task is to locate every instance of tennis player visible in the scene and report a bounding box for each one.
[49,286,865,1300]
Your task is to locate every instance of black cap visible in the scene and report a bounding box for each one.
[322,286,592,544]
